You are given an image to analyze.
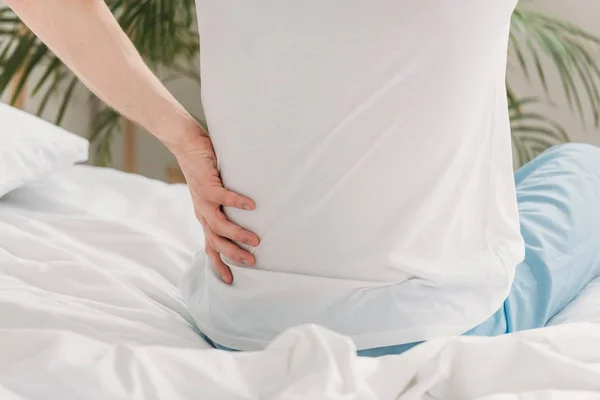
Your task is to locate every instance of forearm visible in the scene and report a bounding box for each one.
[6,0,203,150]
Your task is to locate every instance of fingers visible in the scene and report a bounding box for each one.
[206,237,233,284]
[206,230,256,267]
[205,208,260,247]
[209,187,255,211]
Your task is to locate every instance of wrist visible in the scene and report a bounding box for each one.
[152,110,208,155]
[165,125,216,165]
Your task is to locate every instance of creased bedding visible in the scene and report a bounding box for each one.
[2,323,600,400]
[1,166,600,399]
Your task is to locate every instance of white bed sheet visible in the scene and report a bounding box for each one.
[1,165,600,400]
[0,165,208,349]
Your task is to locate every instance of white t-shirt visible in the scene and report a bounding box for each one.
[182,0,525,351]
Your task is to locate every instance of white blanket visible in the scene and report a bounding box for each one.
[1,166,600,399]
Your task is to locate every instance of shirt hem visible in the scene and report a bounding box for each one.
[196,293,510,352]
[192,241,521,352]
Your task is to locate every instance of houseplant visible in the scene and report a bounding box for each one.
[509,8,600,165]
[0,0,200,165]
[1,2,599,167]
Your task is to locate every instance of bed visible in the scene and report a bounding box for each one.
[2,105,600,399]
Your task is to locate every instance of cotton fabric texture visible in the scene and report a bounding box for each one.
[0,103,88,198]
[182,0,525,351]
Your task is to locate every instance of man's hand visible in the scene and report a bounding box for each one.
[5,0,257,284]
[172,131,259,284]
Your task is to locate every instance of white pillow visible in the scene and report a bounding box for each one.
[0,102,89,198]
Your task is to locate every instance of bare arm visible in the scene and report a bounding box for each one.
[6,0,259,283]
[6,0,196,149]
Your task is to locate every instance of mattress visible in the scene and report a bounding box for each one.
[1,165,600,400]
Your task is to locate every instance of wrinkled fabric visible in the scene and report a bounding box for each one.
[3,324,600,400]
[186,0,524,352]
[360,144,600,355]
[1,165,600,399]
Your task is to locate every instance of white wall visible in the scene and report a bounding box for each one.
[109,67,203,180]
[0,0,200,181]
[112,0,600,178]
[507,0,600,146]
[4,0,600,180]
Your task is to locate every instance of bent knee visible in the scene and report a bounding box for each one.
[544,143,600,165]
[531,143,600,174]
[516,142,600,187]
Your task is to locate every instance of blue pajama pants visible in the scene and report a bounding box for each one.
[202,143,600,357]
[360,143,600,356]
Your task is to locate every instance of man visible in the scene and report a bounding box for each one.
[9,0,600,357]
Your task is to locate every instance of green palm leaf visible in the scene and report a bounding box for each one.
[90,106,121,166]
[510,7,600,127]
[509,98,570,166]
[0,2,598,169]
[0,0,200,165]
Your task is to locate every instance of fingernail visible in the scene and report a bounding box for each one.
[244,239,253,246]
[241,258,249,266]
[244,204,252,210]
